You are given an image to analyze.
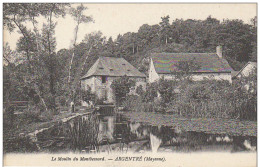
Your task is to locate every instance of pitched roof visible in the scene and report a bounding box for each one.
[151,53,233,74]
[81,57,146,79]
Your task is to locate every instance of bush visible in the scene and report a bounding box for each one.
[81,87,97,103]
[111,76,136,106]
[123,72,256,121]
[122,95,164,113]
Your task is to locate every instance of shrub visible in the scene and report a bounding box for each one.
[136,85,144,96]
[111,76,136,106]
[122,69,256,121]
[81,87,97,103]
[122,95,144,111]
[142,82,158,102]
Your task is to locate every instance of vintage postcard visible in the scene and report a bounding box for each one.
[3,3,257,167]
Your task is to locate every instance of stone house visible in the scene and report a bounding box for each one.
[80,56,146,104]
[148,46,233,83]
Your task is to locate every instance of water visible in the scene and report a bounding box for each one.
[4,111,257,153]
[94,113,257,153]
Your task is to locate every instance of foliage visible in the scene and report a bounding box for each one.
[122,95,161,113]
[81,86,98,105]
[110,76,136,105]
[136,85,144,96]
[123,69,257,121]
[172,58,201,81]
[142,83,158,102]
[156,79,177,106]
[68,3,93,92]
[3,3,69,113]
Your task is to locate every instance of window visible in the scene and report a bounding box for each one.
[102,76,106,83]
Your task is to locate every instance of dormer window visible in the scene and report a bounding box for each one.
[127,69,131,71]
[122,63,126,66]
[99,67,104,70]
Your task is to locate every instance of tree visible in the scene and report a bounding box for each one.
[173,58,201,81]
[110,76,136,106]
[250,16,257,62]
[68,4,93,85]
[3,43,23,65]
[3,3,69,112]
[69,31,106,105]
[159,15,171,45]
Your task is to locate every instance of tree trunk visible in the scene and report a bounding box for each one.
[68,24,79,85]
[47,5,57,113]
[13,15,48,111]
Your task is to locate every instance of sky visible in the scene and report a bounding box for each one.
[3,3,257,51]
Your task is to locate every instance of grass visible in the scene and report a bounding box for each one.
[122,112,257,137]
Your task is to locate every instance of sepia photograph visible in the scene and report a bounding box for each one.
[2,3,257,167]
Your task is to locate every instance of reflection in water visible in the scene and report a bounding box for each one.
[150,133,162,153]
[98,116,115,142]
[95,113,257,153]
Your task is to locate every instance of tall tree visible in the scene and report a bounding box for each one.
[159,15,171,45]
[68,4,93,85]
[3,3,69,112]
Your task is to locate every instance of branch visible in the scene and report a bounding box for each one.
[3,55,11,64]
[12,14,33,73]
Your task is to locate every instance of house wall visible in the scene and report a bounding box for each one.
[94,76,114,103]
[81,76,146,103]
[237,63,256,78]
[81,76,95,91]
[157,73,232,83]
[149,59,232,83]
[148,59,160,83]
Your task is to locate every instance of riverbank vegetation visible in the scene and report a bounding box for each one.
[122,68,257,121]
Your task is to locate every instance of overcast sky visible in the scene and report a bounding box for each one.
[3,3,257,51]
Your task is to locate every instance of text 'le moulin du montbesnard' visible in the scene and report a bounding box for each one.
[51,156,166,162]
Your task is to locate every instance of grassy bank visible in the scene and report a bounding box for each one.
[122,112,256,137]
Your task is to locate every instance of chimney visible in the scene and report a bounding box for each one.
[216,46,222,58]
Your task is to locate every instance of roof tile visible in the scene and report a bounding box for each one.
[151,53,233,73]
[81,57,146,79]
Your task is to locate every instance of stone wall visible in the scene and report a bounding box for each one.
[81,76,146,103]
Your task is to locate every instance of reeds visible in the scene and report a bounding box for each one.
[67,113,100,152]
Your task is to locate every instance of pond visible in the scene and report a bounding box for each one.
[4,109,257,154]
[94,112,256,154]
